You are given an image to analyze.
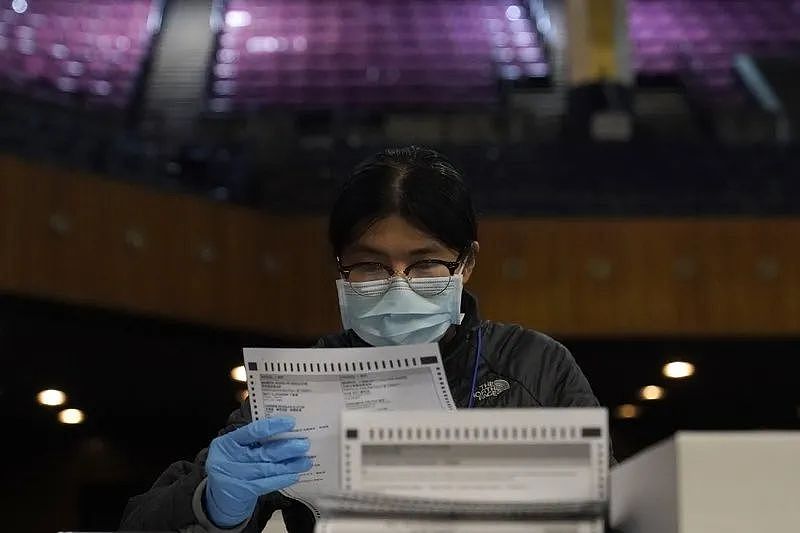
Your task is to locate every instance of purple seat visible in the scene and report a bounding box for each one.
[210,0,547,110]
[630,0,800,104]
[0,0,156,108]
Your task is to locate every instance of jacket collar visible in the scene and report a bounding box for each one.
[459,289,482,331]
[439,288,481,359]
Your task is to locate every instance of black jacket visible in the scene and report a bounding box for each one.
[120,291,606,533]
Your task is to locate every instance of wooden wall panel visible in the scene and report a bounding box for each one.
[469,219,800,336]
[0,156,15,286]
[1,154,799,338]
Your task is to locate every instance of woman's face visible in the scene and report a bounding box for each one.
[339,214,477,283]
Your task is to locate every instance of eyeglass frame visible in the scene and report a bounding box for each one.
[337,247,471,284]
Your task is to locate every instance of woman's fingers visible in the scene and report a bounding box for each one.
[234,438,310,463]
[216,456,313,481]
[226,416,296,446]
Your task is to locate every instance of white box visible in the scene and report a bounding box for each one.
[611,432,800,533]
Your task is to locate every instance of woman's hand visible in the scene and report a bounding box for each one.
[204,416,312,527]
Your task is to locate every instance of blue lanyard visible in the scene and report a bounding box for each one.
[467,327,483,408]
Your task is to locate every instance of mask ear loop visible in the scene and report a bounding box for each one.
[456,242,476,277]
[467,326,483,408]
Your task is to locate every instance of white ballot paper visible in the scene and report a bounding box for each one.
[243,344,455,516]
[339,408,609,503]
[315,518,604,533]
[313,409,608,533]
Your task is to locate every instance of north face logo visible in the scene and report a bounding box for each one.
[473,379,511,401]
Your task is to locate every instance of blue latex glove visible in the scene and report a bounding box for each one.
[204,416,312,528]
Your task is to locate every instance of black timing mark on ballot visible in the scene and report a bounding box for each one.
[581,427,602,437]
[253,356,433,375]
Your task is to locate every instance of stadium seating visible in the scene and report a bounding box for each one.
[0,0,157,108]
[209,0,547,111]
[629,0,800,104]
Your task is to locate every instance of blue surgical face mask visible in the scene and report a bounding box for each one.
[336,275,464,346]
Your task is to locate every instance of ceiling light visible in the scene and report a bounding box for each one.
[58,408,85,424]
[663,361,695,379]
[37,389,67,406]
[639,385,665,400]
[505,5,521,20]
[225,10,251,28]
[230,365,247,382]
[615,404,640,419]
[12,0,28,15]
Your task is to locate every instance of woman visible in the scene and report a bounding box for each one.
[120,146,607,533]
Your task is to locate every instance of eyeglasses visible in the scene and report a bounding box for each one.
[338,250,468,297]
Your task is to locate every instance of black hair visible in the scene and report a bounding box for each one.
[329,146,478,258]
